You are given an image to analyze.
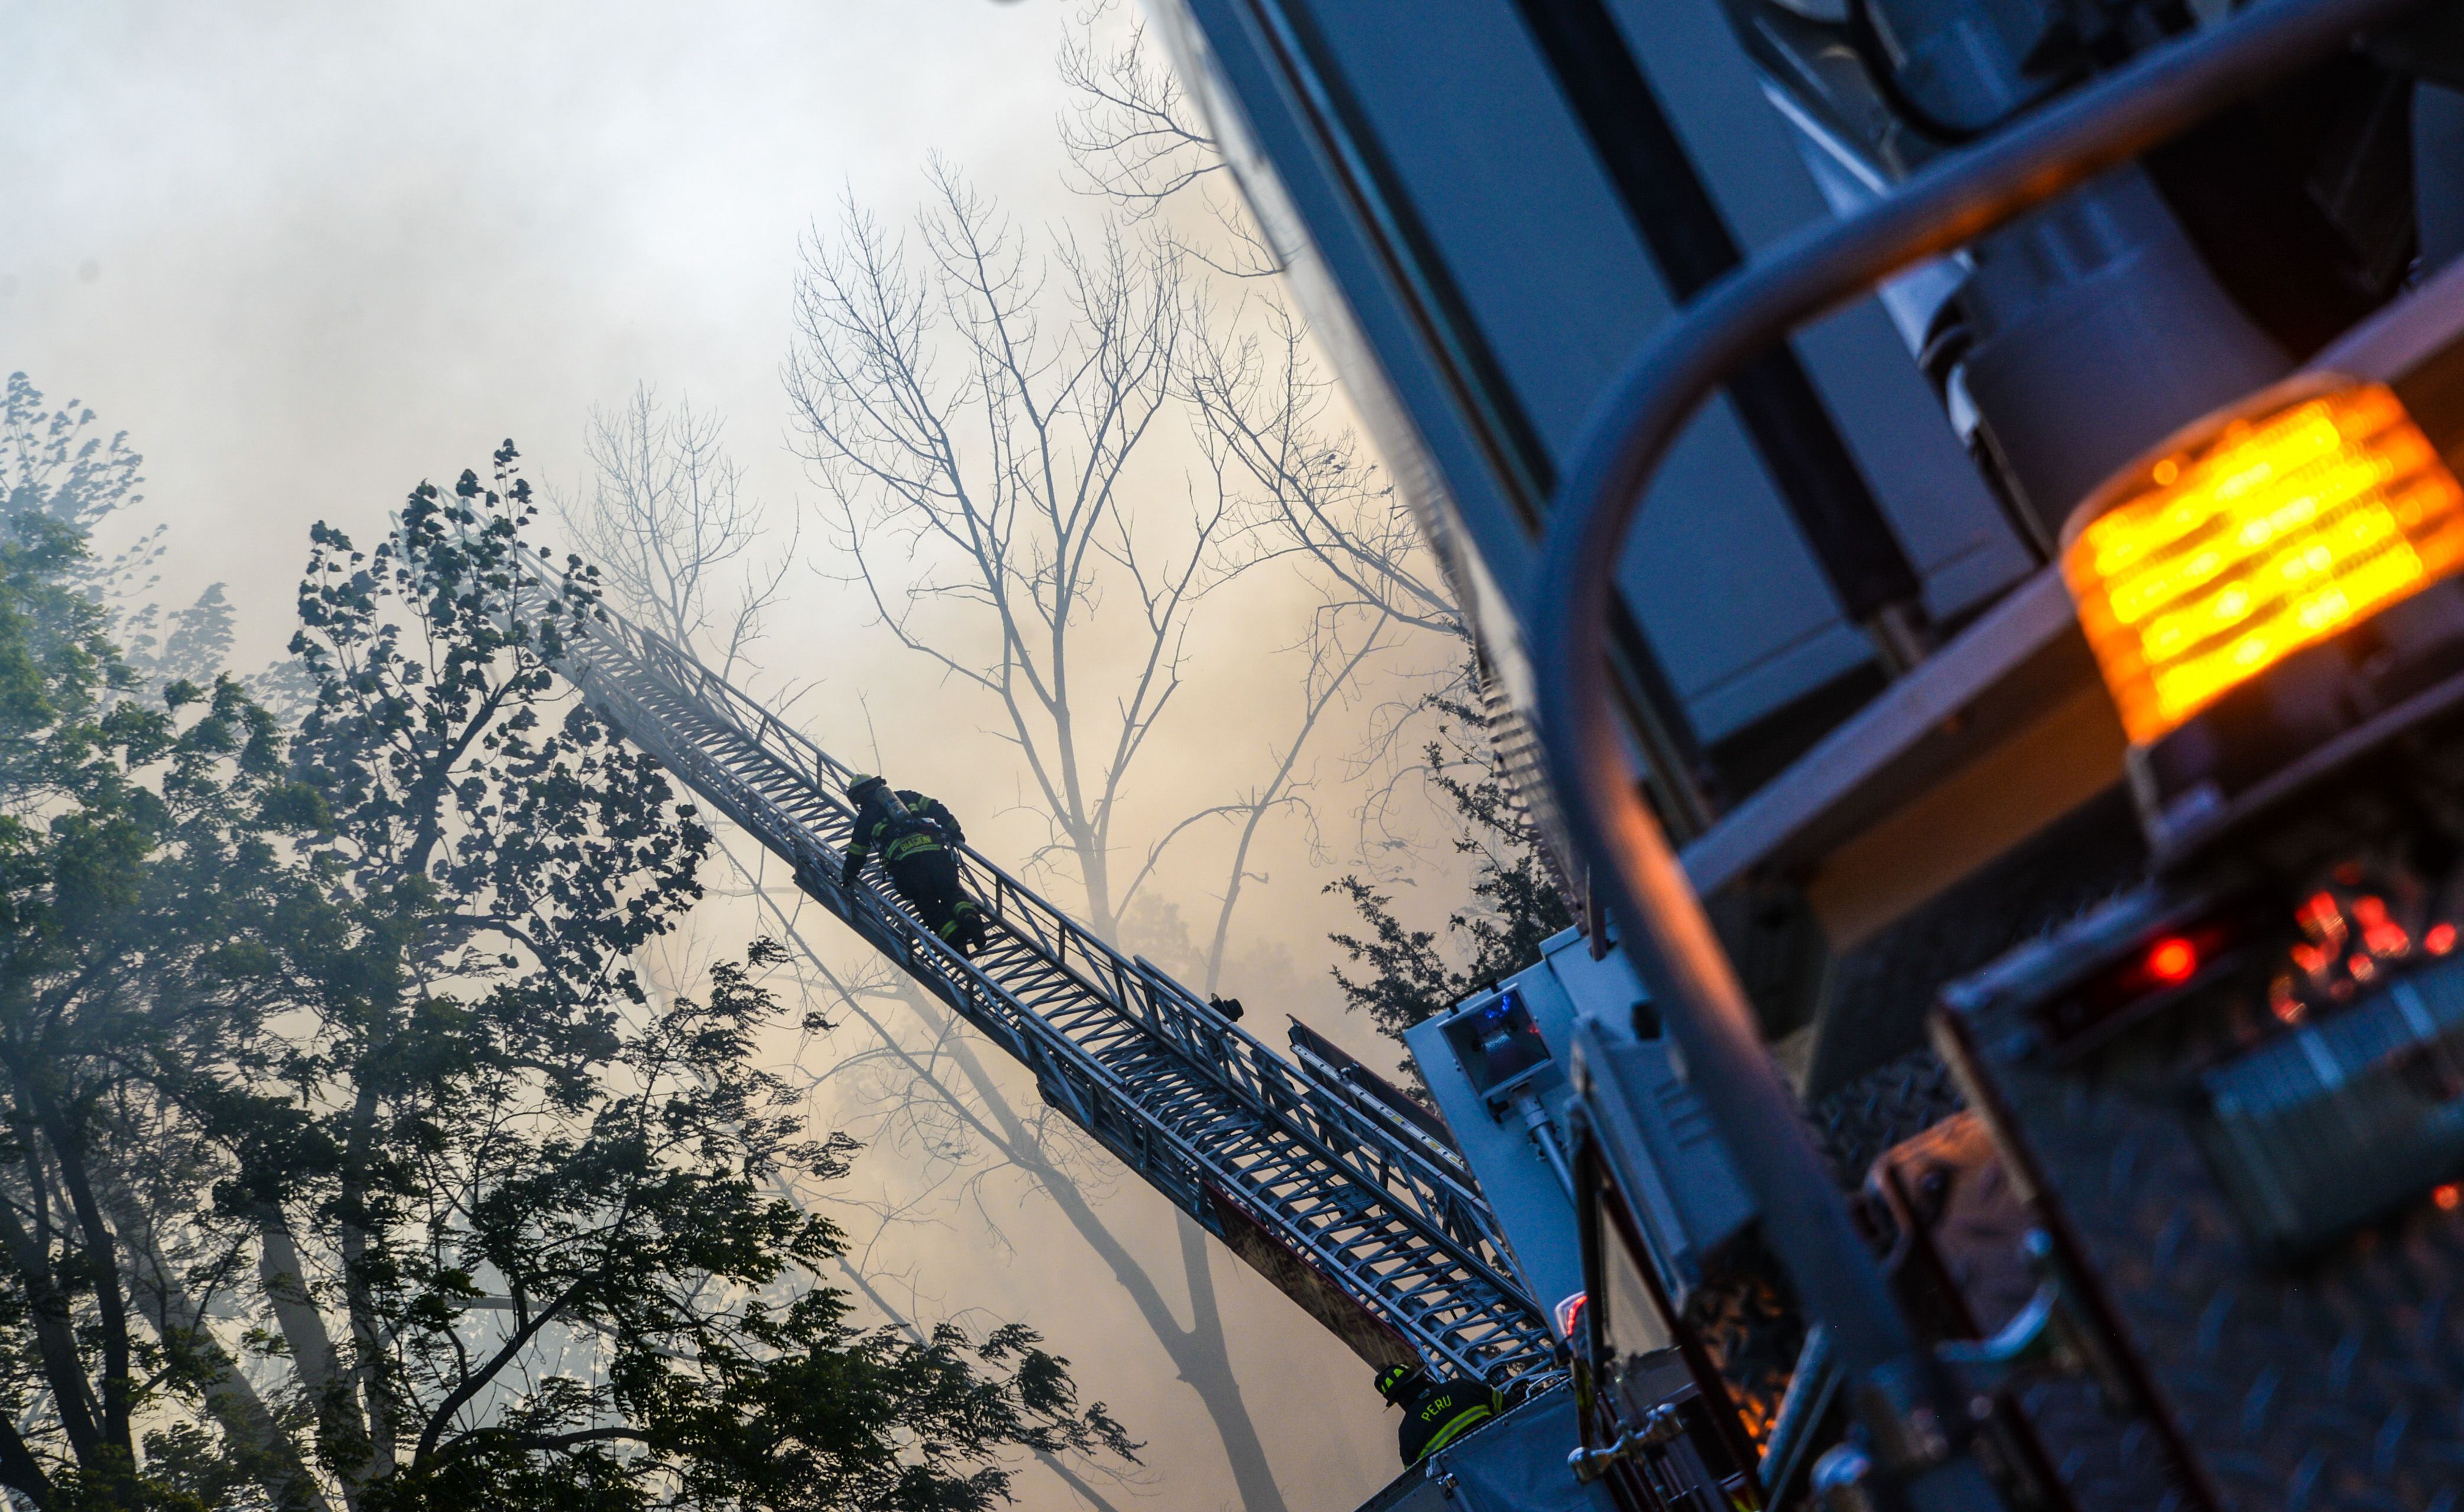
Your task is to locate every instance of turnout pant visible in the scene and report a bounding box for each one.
[886,848,985,950]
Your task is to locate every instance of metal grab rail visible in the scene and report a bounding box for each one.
[517,571,1559,1389]
[1527,0,2432,1490]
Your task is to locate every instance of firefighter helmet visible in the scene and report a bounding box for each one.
[1375,1364,1426,1404]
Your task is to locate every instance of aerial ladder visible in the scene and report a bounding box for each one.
[537,580,1561,1400]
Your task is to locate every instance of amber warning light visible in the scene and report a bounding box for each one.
[2063,382,2464,746]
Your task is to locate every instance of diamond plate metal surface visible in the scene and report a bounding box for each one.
[1869,1113,2189,1511]
[1814,1048,1968,1185]
[1947,893,2464,1511]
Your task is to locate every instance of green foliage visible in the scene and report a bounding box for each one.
[343,947,1132,1512]
[4,369,234,699]
[2,373,144,538]
[1327,694,1574,1070]
[0,429,1132,1510]
[0,501,309,1510]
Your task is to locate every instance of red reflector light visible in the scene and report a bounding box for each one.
[2147,937,2200,986]
[2431,923,2458,957]
[2437,1184,2460,1212]
[1553,1292,1588,1340]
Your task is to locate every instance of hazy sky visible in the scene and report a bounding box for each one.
[2,2,1453,1507]
[4,0,1076,642]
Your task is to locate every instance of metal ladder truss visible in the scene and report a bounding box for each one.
[547,592,1561,1390]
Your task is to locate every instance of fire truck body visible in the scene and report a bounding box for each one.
[1151,0,2464,1507]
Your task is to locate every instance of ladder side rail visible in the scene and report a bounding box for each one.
[571,659,981,1026]
[716,743,1523,1372]
[569,651,1427,1237]
[1122,955,1515,1262]
[566,640,1478,1221]
[626,626,1518,1250]
[729,748,1537,1378]
[1187,1149,1543,1361]
[1290,1059,1472,1188]
[1028,1049,1529,1377]
[943,846,1521,1260]
[548,593,1411,1204]
[926,954,1230,1256]
[542,583,1560,1382]
[904,834,1536,1305]
[588,613,1429,1191]
[572,630,1548,1337]
[579,648,1554,1377]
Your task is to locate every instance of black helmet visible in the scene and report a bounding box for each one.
[847,773,887,800]
[1375,1364,1426,1404]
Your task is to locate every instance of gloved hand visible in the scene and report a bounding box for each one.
[840,855,862,889]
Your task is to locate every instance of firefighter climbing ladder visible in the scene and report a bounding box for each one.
[546,586,1560,1392]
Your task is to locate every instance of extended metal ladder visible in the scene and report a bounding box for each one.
[551,597,1559,1390]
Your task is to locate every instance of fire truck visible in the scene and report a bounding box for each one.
[1129,1,2464,1507]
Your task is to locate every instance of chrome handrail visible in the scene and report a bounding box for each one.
[1526,0,2432,1492]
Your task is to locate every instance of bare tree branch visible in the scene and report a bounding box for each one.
[1056,12,1480,868]
[1057,1,1281,279]
[788,167,1231,940]
[556,383,794,682]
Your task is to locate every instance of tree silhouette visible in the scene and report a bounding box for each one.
[0,444,1134,1510]
[1328,688,1575,1077]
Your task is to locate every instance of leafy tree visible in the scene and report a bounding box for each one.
[0,503,311,1510]
[1,373,143,538]
[239,448,1131,1509]
[0,441,1132,1510]
[2,371,232,700]
[118,587,236,700]
[1327,690,1574,1069]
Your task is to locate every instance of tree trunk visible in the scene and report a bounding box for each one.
[894,982,1287,1512]
[35,1109,134,1462]
[256,1211,363,1512]
[102,1183,332,1512]
[334,1080,400,1488]
[0,1192,103,1465]
[0,1414,54,1507]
